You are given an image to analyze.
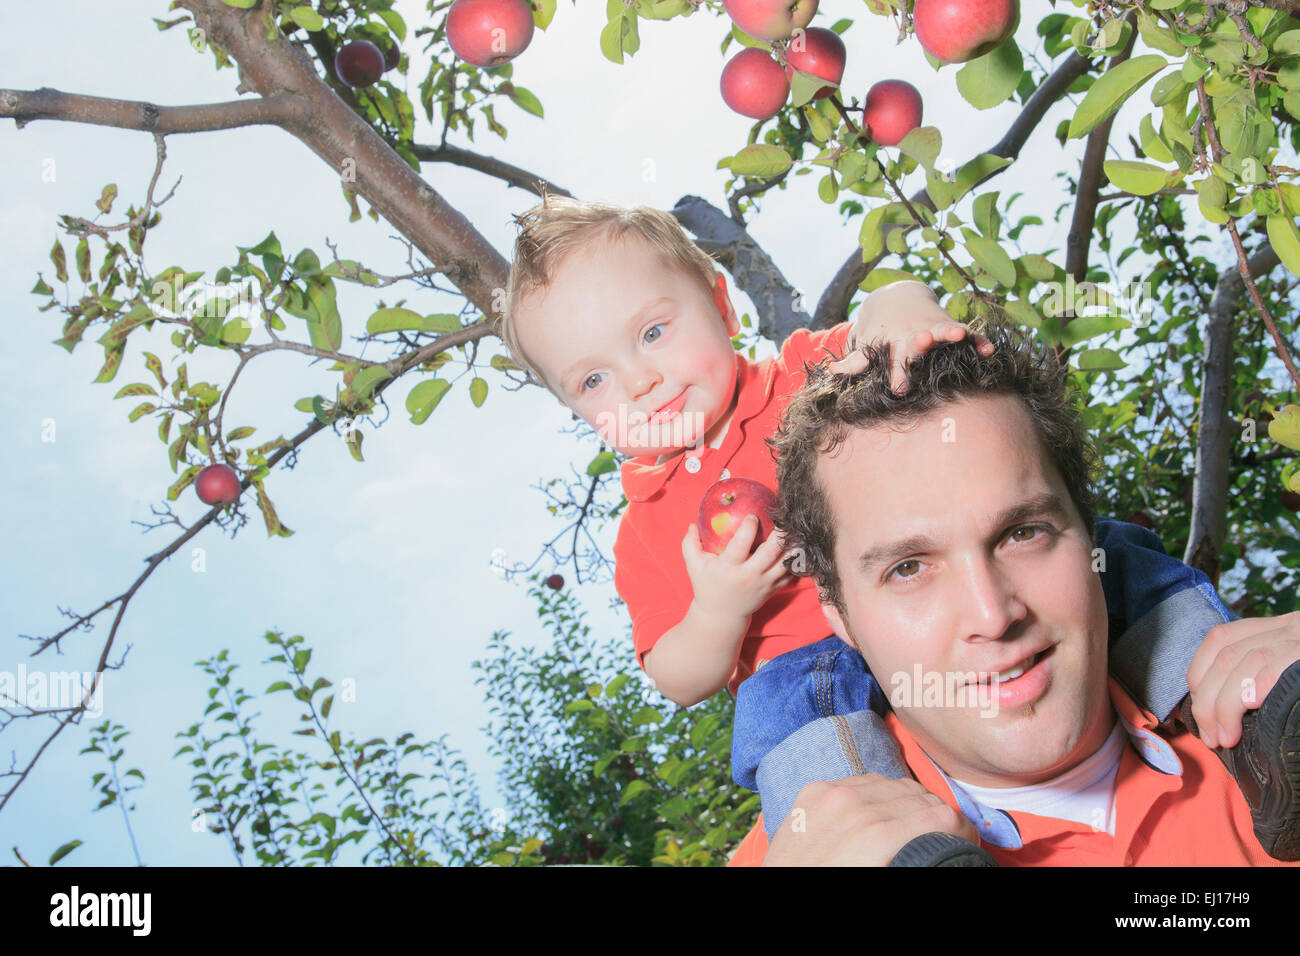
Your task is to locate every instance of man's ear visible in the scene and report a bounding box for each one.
[713,273,740,337]
[821,601,857,649]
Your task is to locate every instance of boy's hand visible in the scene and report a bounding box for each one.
[828,281,994,393]
[1186,611,1300,749]
[681,516,797,621]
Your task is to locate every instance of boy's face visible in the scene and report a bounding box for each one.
[513,232,742,458]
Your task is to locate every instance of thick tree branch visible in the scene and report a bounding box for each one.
[1184,244,1281,585]
[670,195,811,344]
[179,0,508,320]
[1065,14,1138,287]
[812,51,1094,329]
[0,87,299,133]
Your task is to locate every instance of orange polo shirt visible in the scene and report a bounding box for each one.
[613,321,855,695]
[728,678,1300,867]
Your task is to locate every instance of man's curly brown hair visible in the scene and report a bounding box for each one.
[767,322,1099,618]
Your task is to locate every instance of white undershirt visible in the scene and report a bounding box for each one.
[947,721,1127,836]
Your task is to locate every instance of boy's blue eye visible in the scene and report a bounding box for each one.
[581,373,603,392]
[644,324,663,343]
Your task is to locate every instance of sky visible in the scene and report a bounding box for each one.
[0,0,1201,866]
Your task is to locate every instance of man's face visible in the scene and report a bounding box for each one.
[817,394,1113,787]
[513,232,741,458]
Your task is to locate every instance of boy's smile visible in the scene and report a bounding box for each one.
[512,231,743,459]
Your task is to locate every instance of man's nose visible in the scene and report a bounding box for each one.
[952,554,1027,641]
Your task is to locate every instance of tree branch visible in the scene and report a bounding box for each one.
[670,194,811,344]
[412,142,572,198]
[0,87,300,133]
[1184,243,1281,585]
[812,51,1094,329]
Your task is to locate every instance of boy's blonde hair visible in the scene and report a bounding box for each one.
[501,191,722,395]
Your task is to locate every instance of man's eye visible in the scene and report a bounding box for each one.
[581,373,603,392]
[888,559,921,581]
[1008,525,1045,543]
[644,324,664,344]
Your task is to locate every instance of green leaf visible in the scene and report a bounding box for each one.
[367,307,426,335]
[51,241,67,283]
[288,6,324,31]
[586,451,618,476]
[1270,404,1300,451]
[1075,347,1126,371]
[508,86,544,118]
[221,0,257,7]
[378,8,407,39]
[564,699,594,714]
[48,840,83,865]
[407,379,451,424]
[897,127,942,170]
[424,314,462,333]
[725,144,793,178]
[1103,160,1169,196]
[599,17,624,63]
[965,236,1016,288]
[860,267,922,292]
[469,377,488,407]
[351,365,391,401]
[1267,215,1300,278]
[620,779,651,805]
[266,681,293,694]
[1068,55,1168,139]
[956,38,1022,110]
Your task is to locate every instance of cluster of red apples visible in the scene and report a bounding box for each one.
[334,0,536,87]
[719,0,1017,145]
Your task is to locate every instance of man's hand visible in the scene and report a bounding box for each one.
[763,775,979,866]
[681,516,795,621]
[1186,611,1300,749]
[828,280,994,393]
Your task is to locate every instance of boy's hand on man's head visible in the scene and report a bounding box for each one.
[681,517,797,622]
[830,279,994,393]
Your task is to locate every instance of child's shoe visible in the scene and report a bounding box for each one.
[1174,658,1300,861]
[888,832,998,867]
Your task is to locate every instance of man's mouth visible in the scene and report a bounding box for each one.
[649,390,688,425]
[975,647,1054,708]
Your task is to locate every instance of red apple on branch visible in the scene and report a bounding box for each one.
[334,40,386,88]
[784,27,846,100]
[723,0,819,41]
[912,0,1019,64]
[196,463,242,507]
[447,0,536,69]
[863,79,923,146]
[545,573,565,590]
[721,48,790,120]
[698,478,779,555]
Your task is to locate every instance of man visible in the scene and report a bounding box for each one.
[728,323,1300,866]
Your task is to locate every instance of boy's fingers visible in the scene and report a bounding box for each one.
[721,513,760,560]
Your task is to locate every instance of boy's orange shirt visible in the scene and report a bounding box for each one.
[613,321,854,695]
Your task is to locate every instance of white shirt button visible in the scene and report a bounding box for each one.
[719,468,731,480]
[684,456,701,474]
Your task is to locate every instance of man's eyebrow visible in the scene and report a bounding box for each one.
[560,296,674,390]
[854,493,1070,576]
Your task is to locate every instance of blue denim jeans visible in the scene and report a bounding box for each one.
[731,517,1236,838]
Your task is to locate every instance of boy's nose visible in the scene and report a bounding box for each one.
[629,365,662,400]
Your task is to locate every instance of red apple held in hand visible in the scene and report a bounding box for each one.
[720,48,790,120]
[912,0,1019,64]
[784,27,846,100]
[723,0,819,41]
[698,478,779,555]
[862,79,923,146]
[545,573,565,590]
[196,463,241,507]
[334,40,386,88]
[446,0,535,69]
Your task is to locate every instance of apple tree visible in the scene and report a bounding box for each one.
[4,0,1300,863]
